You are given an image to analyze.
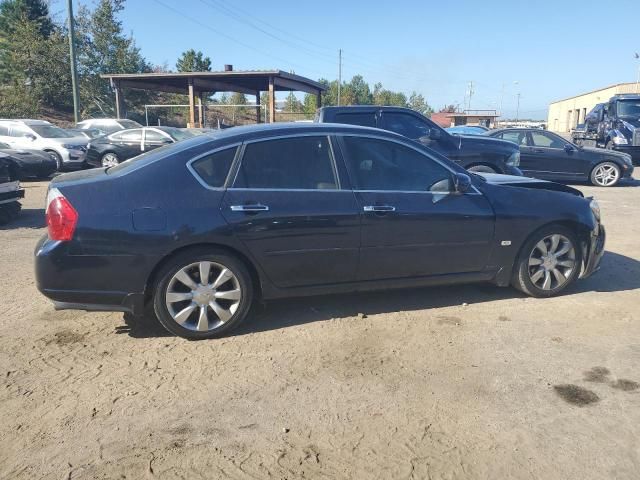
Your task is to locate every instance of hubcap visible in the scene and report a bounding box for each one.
[102,154,118,168]
[165,261,241,332]
[528,234,576,291]
[593,164,619,186]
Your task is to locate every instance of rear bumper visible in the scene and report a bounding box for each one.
[0,187,24,204]
[34,236,148,315]
[581,224,605,278]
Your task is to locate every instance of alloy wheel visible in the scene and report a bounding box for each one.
[101,153,119,168]
[592,164,619,187]
[527,234,576,291]
[165,261,242,332]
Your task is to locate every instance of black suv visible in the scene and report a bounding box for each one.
[315,106,522,176]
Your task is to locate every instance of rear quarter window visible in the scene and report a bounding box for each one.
[189,147,237,188]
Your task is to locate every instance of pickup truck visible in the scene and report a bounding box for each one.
[0,157,24,225]
[571,94,640,165]
[315,106,522,175]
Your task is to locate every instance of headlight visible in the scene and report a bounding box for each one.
[62,144,77,149]
[589,198,601,223]
[612,135,628,145]
[506,151,520,167]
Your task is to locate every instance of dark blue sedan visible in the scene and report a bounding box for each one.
[36,123,605,339]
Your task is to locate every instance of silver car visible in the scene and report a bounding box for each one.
[0,120,88,170]
[75,118,142,136]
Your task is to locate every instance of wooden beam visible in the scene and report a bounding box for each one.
[273,76,318,95]
[198,93,204,128]
[113,81,123,119]
[188,79,196,127]
[118,79,186,95]
[268,77,275,123]
[255,91,261,123]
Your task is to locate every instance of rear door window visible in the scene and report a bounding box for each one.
[333,112,377,128]
[530,131,566,149]
[233,136,338,190]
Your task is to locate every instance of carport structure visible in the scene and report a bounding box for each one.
[100,69,326,127]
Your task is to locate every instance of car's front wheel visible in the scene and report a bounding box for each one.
[590,162,620,187]
[512,225,581,297]
[153,250,253,339]
[101,152,120,168]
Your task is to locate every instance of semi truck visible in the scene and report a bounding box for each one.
[571,94,640,165]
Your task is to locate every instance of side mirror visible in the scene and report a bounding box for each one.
[25,134,36,141]
[453,172,472,194]
[564,144,575,154]
[428,128,442,140]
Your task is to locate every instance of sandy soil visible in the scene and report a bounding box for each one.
[1,176,640,479]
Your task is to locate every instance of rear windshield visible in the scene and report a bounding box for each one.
[118,119,142,129]
[161,127,196,142]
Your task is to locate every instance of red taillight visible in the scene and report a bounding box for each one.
[45,188,78,241]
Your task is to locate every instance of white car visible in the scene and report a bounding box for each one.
[75,118,142,136]
[0,120,88,170]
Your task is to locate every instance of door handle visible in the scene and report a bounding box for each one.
[363,205,396,212]
[230,204,269,212]
[533,149,545,153]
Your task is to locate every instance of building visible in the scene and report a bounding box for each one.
[548,82,639,133]
[430,110,499,128]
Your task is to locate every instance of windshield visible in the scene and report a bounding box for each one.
[617,100,640,118]
[162,127,196,142]
[30,125,73,138]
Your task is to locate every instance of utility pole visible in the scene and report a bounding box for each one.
[337,49,342,106]
[635,52,639,93]
[515,92,521,122]
[67,0,80,123]
[467,81,474,110]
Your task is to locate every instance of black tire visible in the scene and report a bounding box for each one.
[590,161,620,187]
[512,224,582,298]
[467,165,497,173]
[152,249,254,340]
[46,151,63,171]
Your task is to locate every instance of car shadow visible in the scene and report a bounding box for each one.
[119,251,640,340]
[564,177,640,188]
[0,208,45,230]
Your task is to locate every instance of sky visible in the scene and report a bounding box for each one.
[51,0,640,120]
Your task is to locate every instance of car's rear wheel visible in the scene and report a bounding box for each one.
[101,152,119,168]
[590,162,620,187]
[512,225,581,298]
[468,165,497,173]
[153,250,253,339]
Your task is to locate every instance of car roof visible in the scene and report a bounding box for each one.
[0,119,52,125]
[319,105,417,114]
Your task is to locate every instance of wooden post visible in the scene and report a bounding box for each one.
[255,91,261,123]
[114,81,123,119]
[268,76,275,123]
[198,92,204,128]
[316,89,322,109]
[188,79,196,127]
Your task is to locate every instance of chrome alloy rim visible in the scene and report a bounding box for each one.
[528,234,576,291]
[101,153,119,168]
[165,261,241,332]
[593,164,619,186]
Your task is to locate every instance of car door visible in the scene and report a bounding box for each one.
[110,129,143,160]
[221,134,361,288]
[143,129,172,152]
[337,134,495,280]
[528,130,584,180]
[495,130,535,175]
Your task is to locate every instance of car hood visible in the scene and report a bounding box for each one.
[44,136,89,146]
[0,148,54,162]
[476,172,583,197]
[457,134,518,153]
[579,146,632,163]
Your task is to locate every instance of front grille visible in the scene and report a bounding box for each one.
[633,129,640,146]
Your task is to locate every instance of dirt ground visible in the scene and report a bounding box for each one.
[2,175,640,480]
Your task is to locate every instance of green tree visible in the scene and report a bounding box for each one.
[176,49,212,72]
[283,91,303,112]
[0,0,54,37]
[408,92,432,116]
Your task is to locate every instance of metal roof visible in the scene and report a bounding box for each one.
[101,70,326,96]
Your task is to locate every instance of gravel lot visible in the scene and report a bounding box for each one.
[2,176,640,479]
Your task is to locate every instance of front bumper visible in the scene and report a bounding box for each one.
[581,224,606,278]
[17,160,57,179]
[613,145,640,166]
[59,148,87,168]
[0,187,24,205]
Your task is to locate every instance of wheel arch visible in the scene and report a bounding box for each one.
[466,162,503,173]
[143,242,264,306]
